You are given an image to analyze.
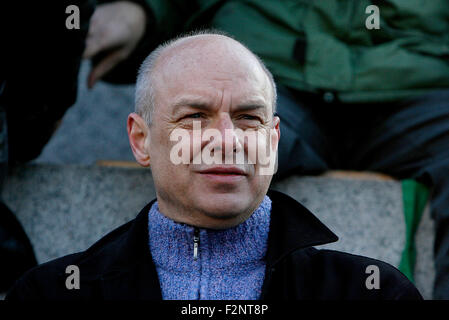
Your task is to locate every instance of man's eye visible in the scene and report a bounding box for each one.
[184,113,204,119]
[239,114,260,121]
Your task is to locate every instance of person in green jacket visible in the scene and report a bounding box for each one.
[83,0,449,299]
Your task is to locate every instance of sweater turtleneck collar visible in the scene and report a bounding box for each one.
[148,196,272,300]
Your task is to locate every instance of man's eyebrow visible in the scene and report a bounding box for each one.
[234,103,267,112]
[170,98,269,113]
[171,98,213,112]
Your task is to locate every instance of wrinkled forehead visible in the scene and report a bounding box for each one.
[152,36,273,108]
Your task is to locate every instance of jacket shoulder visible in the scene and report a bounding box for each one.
[297,248,422,299]
[6,219,136,300]
[5,251,84,300]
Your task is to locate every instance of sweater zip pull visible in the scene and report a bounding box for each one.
[193,228,200,260]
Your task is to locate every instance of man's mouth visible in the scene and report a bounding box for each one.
[198,167,247,175]
[196,166,248,183]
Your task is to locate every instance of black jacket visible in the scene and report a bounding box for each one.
[6,190,422,300]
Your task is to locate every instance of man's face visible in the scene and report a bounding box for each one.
[132,38,279,228]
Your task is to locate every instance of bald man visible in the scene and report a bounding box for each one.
[6,32,421,300]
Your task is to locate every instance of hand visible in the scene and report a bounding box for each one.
[83,1,147,88]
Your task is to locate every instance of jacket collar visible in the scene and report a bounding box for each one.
[265,189,338,267]
[93,189,338,299]
[98,199,161,300]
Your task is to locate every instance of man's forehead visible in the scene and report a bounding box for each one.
[149,34,274,113]
[158,70,272,113]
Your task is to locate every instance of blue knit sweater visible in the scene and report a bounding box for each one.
[148,196,272,300]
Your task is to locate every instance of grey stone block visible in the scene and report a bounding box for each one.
[2,164,155,264]
[34,62,136,165]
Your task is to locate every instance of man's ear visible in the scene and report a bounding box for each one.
[127,113,151,167]
[272,115,280,148]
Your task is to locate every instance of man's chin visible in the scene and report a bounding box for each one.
[200,204,246,219]
[194,197,253,227]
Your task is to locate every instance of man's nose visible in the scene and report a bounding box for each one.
[211,114,242,154]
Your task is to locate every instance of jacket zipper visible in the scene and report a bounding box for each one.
[193,228,200,260]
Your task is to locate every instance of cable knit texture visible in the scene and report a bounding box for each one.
[148,196,272,300]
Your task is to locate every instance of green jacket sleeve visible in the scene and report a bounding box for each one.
[144,0,199,41]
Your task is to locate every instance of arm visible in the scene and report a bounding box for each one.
[84,0,196,87]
